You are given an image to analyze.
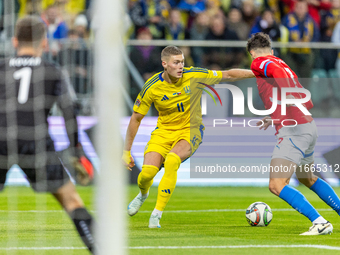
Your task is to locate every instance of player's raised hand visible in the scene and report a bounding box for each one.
[122,150,135,171]
[71,143,95,186]
[257,116,272,131]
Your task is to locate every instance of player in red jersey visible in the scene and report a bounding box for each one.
[247,32,340,235]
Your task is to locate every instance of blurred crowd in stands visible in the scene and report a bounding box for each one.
[128,0,340,80]
[1,1,92,45]
[127,0,340,115]
[2,0,340,114]
[0,0,93,95]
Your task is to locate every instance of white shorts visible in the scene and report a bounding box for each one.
[272,121,317,166]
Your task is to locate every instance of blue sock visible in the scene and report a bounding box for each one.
[279,185,320,222]
[310,178,340,215]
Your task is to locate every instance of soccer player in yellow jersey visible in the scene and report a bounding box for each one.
[123,46,254,228]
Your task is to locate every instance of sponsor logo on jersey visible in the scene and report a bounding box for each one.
[161,95,169,101]
[134,99,141,107]
[172,92,181,96]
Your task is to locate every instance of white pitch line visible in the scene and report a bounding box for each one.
[0,208,334,213]
[138,208,333,213]
[0,247,86,250]
[2,245,340,251]
[0,210,64,213]
[128,245,340,250]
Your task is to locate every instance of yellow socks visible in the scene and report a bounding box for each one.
[137,165,159,195]
[155,152,181,211]
[138,153,181,213]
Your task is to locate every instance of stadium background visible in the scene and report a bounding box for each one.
[2,0,340,187]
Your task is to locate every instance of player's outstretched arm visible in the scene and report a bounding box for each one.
[221,69,255,82]
[56,70,79,149]
[123,111,145,171]
[56,70,95,185]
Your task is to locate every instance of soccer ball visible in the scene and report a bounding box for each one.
[245,202,272,227]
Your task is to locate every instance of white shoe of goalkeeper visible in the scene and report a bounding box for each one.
[149,214,161,228]
[127,193,147,216]
[300,222,333,235]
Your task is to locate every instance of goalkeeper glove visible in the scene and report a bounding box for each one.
[122,150,135,171]
[71,144,94,186]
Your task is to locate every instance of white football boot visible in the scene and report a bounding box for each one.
[127,193,147,216]
[300,222,333,235]
[148,214,161,228]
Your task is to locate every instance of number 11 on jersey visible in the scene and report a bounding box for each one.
[177,102,184,112]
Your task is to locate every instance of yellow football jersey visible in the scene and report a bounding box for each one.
[133,67,222,130]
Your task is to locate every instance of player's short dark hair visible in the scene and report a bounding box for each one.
[246,32,272,53]
[15,15,46,49]
[161,46,183,60]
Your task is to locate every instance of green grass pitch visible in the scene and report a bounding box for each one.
[129,185,340,255]
[0,186,94,255]
[0,185,340,254]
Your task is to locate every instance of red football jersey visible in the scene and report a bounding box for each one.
[251,55,313,133]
